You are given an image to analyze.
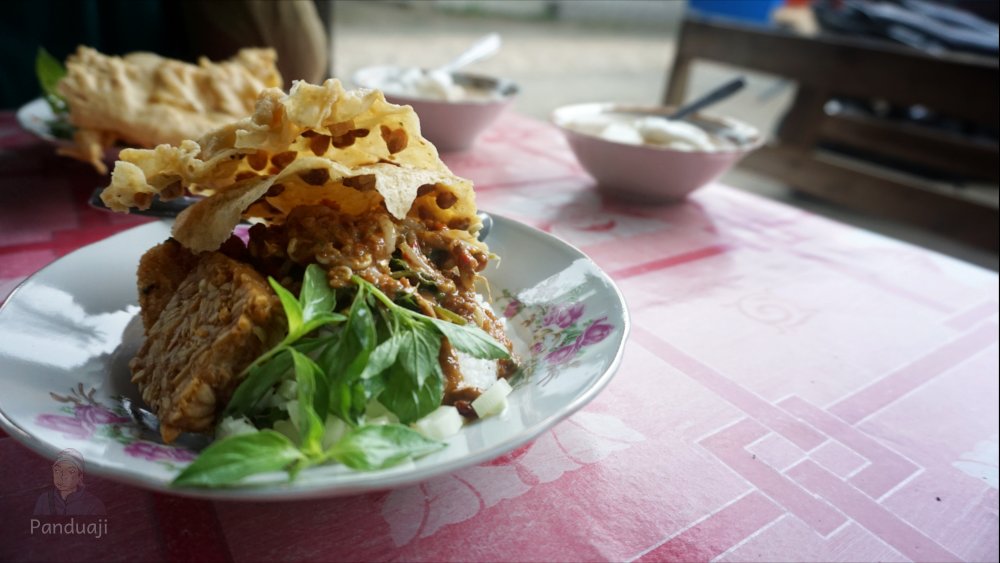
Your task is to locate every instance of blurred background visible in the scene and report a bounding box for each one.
[330,0,998,270]
[2,0,997,269]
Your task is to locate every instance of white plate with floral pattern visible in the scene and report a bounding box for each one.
[0,214,629,500]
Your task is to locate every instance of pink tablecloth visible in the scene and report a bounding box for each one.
[1,111,997,562]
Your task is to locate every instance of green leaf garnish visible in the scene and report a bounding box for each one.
[202,264,512,487]
[426,317,509,360]
[318,285,376,426]
[325,424,444,470]
[35,48,68,115]
[359,333,403,380]
[378,358,445,424]
[353,276,509,359]
[269,277,304,335]
[397,322,444,387]
[291,349,326,457]
[235,265,345,387]
[223,336,331,417]
[224,348,293,418]
[300,264,338,323]
[172,430,304,487]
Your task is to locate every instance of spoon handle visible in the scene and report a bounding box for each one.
[434,33,502,75]
[669,76,747,121]
[89,187,197,218]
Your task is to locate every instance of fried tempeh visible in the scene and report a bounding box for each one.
[130,251,286,443]
[135,239,199,332]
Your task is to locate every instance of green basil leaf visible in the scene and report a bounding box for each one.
[172,430,304,487]
[224,337,330,417]
[359,333,402,380]
[378,357,443,424]
[326,424,444,470]
[327,371,356,426]
[291,349,325,457]
[317,287,372,375]
[300,264,337,322]
[35,48,68,113]
[224,349,292,417]
[363,370,388,401]
[397,324,443,387]
[348,291,377,352]
[432,305,466,325]
[426,317,510,360]
[293,345,332,421]
[321,288,380,425]
[269,278,303,336]
[47,117,74,140]
[300,312,347,336]
[339,298,377,385]
[327,379,371,429]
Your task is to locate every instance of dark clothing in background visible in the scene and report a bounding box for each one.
[33,486,106,516]
[0,0,329,109]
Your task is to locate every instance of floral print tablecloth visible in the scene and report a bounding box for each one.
[1,111,997,562]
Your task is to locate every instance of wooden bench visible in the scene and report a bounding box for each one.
[665,15,999,250]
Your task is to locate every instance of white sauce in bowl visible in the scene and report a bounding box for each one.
[377,68,502,102]
[562,113,750,152]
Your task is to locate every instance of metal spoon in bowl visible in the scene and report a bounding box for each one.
[431,33,502,76]
[668,76,747,121]
[670,76,752,145]
[610,76,750,145]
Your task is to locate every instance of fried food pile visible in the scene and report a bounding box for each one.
[103,80,512,442]
[57,46,282,174]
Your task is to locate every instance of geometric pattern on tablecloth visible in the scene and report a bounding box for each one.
[384,141,998,561]
[381,411,645,546]
[3,110,998,563]
[628,312,998,563]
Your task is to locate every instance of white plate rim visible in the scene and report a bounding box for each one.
[0,214,630,501]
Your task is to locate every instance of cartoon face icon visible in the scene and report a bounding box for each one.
[51,448,85,496]
[34,448,105,516]
[53,459,82,495]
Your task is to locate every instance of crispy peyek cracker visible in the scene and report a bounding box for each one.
[57,46,282,174]
[101,79,480,252]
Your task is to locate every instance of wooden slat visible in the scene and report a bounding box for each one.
[740,146,999,250]
[818,112,1000,182]
[672,16,999,127]
[775,86,828,146]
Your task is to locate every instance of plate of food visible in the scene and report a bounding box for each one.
[18,46,282,174]
[0,80,628,501]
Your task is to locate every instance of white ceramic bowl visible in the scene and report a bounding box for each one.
[352,65,518,153]
[552,103,763,203]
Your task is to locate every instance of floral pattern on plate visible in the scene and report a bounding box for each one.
[0,217,627,499]
[36,383,196,469]
[499,288,615,385]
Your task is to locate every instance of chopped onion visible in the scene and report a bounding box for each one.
[216,416,257,440]
[273,419,299,442]
[472,378,513,418]
[413,405,465,440]
[365,400,400,425]
[321,415,349,449]
[262,379,297,410]
[276,379,297,401]
[286,399,300,429]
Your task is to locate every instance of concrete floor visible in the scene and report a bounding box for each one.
[330,1,998,271]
